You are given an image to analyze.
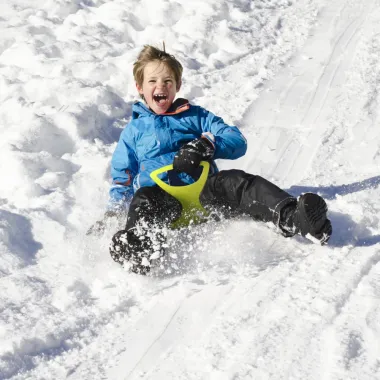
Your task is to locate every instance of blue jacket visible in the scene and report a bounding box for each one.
[108,99,247,211]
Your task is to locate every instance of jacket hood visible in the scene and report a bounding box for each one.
[132,98,190,119]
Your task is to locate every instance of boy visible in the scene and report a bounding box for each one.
[107,45,332,274]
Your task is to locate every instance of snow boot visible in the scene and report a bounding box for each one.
[280,193,332,244]
[109,229,165,275]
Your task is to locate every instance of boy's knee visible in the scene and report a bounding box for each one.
[127,186,182,230]
[132,186,161,204]
[129,186,169,216]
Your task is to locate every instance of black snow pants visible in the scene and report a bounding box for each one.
[110,169,297,271]
[125,169,295,235]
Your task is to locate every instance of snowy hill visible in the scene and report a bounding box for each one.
[1,0,380,379]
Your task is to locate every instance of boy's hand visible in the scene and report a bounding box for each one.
[86,210,121,236]
[173,137,215,174]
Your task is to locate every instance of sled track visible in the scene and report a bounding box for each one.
[242,1,374,185]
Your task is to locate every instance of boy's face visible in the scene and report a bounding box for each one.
[136,60,181,114]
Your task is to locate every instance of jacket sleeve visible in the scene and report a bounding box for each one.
[199,107,247,160]
[108,128,138,212]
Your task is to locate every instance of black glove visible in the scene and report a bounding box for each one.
[173,137,215,174]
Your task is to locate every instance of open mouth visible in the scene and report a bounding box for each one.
[153,94,168,104]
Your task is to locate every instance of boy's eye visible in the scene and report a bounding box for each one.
[149,80,156,83]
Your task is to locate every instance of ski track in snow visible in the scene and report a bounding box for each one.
[1,0,380,379]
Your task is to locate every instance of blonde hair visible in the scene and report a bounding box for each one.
[133,44,183,89]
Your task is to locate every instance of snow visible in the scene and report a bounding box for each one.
[1,0,380,379]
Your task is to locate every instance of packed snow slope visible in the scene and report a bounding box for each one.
[1,0,380,379]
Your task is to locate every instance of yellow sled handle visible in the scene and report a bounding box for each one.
[150,161,210,229]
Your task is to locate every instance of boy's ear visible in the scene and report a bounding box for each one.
[136,82,144,95]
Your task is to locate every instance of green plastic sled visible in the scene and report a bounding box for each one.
[150,161,210,229]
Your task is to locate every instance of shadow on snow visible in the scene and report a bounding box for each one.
[0,210,43,265]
